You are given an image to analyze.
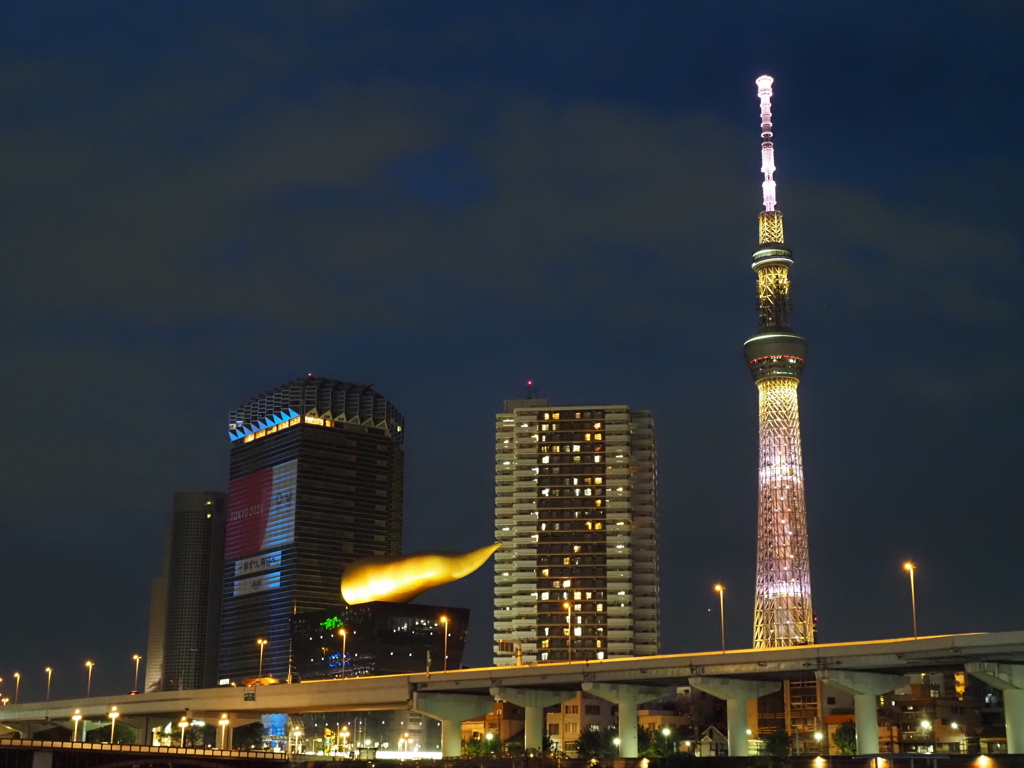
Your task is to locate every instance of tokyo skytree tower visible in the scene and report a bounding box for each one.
[743,75,815,648]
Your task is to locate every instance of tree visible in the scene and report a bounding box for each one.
[639,726,678,758]
[233,722,265,750]
[85,722,136,745]
[573,727,618,759]
[761,729,791,767]
[463,734,501,756]
[833,722,857,755]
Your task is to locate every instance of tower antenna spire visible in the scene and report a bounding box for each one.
[755,75,784,244]
[744,74,814,651]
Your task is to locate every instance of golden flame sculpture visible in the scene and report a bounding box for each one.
[341,543,500,605]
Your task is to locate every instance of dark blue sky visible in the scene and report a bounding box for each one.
[1,2,1022,700]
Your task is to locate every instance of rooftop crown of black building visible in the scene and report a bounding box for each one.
[228,376,405,445]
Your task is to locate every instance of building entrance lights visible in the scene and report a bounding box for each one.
[132,655,142,693]
[85,661,95,698]
[904,562,918,638]
[256,639,268,678]
[440,616,450,671]
[108,707,119,744]
[714,585,726,653]
[71,710,82,742]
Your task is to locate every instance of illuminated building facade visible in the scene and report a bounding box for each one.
[163,491,226,690]
[290,604,469,680]
[743,76,814,648]
[217,376,405,683]
[493,399,658,665]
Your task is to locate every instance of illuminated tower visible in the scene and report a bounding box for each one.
[744,76,814,648]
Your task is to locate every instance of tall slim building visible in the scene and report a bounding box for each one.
[743,76,814,648]
[163,491,226,690]
[217,376,404,683]
[144,529,171,693]
[493,399,658,665]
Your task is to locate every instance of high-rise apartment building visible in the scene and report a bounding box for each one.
[493,399,658,665]
[217,375,404,683]
[163,491,226,690]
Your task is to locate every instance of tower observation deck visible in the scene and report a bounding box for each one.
[744,76,814,649]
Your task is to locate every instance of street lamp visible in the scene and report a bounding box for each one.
[85,661,95,698]
[338,629,348,679]
[132,655,142,693]
[904,562,918,638]
[256,639,268,678]
[13,673,19,705]
[563,602,573,661]
[613,737,621,751]
[219,713,231,750]
[179,716,189,747]
[662,727,671,737]
[108,707,120,744]
[71,710,82,742]
[714,585,726,653]
[440,616,450,671]
[45,668,52,702]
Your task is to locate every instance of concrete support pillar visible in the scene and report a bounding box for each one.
[582,682,674,758]
[689,676,781,757]
[490,687,576,752]
[413,692,496,758]
[966,663,1024,754]
[817,670,907,755]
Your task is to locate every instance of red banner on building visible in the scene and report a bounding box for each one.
[225,460,297,560]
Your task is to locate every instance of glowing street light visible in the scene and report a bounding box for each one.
[71,710,82,742]
[338,629,348,679]
[219,713,231,749]
[45,668,52,702]
[613,737,621,749]
[440,616,450,671]
[85,661,95,698]
[13,673,19,705]
[178,716,189,747]
[921,720,931,730]
[132,655,142,693]
[662,727,671,737]
[714,585,726,653]
[108,707,120,744]
[904,562,918,638]
[256,639,268,678]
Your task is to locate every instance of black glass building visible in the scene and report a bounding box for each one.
[217,376,405,683]
[291,604,470,680]
[161,491,226,691]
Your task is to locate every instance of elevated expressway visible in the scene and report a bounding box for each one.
[4,632,1024,758]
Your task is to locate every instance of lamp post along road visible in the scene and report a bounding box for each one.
[338,630,348,679]
[132,655,142,693]
[45,668,52,703]
[108,707,119,744]
[715,585,726,653]
[904,562,918,638]
[71,710,81,742]
[12,674,19,705]
[440,616,450,671]
[257,639,268,678]
[85,662,94,698]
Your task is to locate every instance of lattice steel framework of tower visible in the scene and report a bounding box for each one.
[744,75,814,648]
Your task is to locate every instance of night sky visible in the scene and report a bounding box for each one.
[1,2,1022,701]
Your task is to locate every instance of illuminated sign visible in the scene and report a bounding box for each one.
[319,616,344,630]
[233,550,282,577]
[225,460,297,559]
[233,571,281,597]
